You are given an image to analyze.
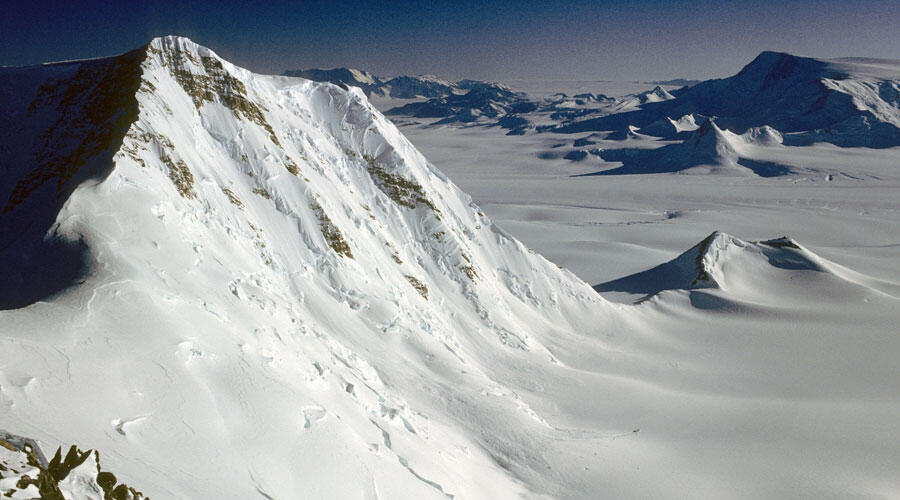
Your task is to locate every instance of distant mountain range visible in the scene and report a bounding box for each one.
[281,68,458,98]
[641,78,702,87]
[288,51,900,148]
[282,67,387,96]
[553,51,900,148]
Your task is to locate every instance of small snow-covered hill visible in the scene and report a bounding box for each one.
[596,231,900,303]
[612,86,675,112]
[638,113,699,138]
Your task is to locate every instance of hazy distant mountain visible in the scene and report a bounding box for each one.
[642,78,702,87]
[385,81,535,124]
[385,74,456,98]
[611,85,675,111]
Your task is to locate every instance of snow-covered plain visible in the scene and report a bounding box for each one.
[390,81,900,498]
[1,37,899,499]
[398,104,900,290]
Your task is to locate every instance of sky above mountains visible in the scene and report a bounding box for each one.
[3,0,898,82]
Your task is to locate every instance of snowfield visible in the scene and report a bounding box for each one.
[1,36,899,499]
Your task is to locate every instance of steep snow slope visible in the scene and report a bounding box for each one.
[0,36,611,498]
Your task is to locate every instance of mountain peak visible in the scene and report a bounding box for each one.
[594,230,837,301]
[0,40,608,496]
[147,35,206,55]
[687,118,738,160]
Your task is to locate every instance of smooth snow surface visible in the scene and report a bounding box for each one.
[2,37,900,500]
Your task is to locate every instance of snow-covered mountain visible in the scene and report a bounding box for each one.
[597,231,900,305]
[281,67,387,97]
[278,69,506,102]
[0,36,610,498]
[386,82,535,124]
[612,85,675,111]
[385,75,456,98]
[638,113,699,138]
[596,119,791,176]
[280,69,465,100]
[555,51,900,147]
[4,36,900,500]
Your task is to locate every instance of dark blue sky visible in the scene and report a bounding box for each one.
[3,0,898,81]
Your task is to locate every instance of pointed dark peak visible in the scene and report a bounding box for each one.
[696,117,715,133]
[694,117,724,136]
